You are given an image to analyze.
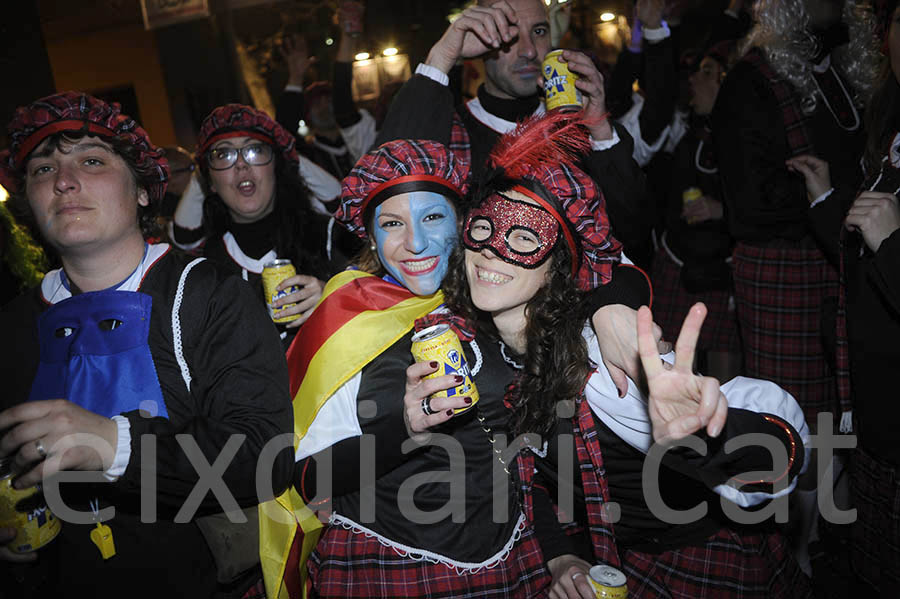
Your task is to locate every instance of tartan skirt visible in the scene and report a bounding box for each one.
[622,528,812,598]
[731,242,839,423]
[650,247,740,353]
[849,446,900,593]
[307,519,550,598]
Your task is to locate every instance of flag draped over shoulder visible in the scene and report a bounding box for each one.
[259,270,444,599]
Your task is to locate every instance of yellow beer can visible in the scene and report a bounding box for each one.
[0,457,61,553]
[543,49,583,111]
[682,187,703,224]
[588,564,628,598]
[262,259,302,324]
[411,324,479,413]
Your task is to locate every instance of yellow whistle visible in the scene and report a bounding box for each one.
[90,522,116,560]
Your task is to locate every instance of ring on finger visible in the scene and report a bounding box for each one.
[34,439,48,459]
[421,397,437,416]
[571,572,584,581]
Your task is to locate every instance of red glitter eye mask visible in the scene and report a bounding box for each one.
[463,193,560,268]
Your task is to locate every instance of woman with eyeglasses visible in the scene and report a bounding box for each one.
[171,104,345,344]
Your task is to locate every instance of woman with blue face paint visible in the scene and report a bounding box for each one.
[260,138,556,597]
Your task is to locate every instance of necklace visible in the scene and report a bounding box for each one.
[498,340,523,370]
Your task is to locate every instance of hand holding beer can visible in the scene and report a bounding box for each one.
[262,259,303,324]
[543,50,583,111]
[587,564,628,598]
[0,458,61,553]
[411,324,479,414]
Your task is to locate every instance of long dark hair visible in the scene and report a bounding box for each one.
[444,239,592,440]
[200,152,331,279]
[863,60,900,177]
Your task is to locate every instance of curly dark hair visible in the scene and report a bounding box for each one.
[199,151,331,280]
[443,238,592,440]
[9,131,162,243]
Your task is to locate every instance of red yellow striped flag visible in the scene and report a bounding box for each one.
[259,270,443,599]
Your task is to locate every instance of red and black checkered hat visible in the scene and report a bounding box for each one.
[197,103,298,171]
[337,139,469,239]
[0,91,168,205]
[481,110,621,290]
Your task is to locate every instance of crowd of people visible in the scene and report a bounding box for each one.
[1,0,898,597]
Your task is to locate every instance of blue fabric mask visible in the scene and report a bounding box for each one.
[29,289,168,419]
[374,192,457,296]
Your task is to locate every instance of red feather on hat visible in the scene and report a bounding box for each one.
[488,109,594,178]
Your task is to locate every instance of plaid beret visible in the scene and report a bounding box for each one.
[484,110,621,291]
[0,91,168,205]
[197,103,298,171]
[337,139,470,239]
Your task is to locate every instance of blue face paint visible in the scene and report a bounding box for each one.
[373,192,457,296]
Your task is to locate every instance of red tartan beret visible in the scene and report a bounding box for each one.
[485,110,621,290]
[337,139,470,239]
[0,91,168,205]
[197,104,298,171]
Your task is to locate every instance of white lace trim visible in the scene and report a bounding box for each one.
[528,440,549,458]
[172,257,206,393]
[328,511,527,573]
[468,338,483,376]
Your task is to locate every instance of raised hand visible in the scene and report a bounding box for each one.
[280,33,316,87]
[637,303,727,444]
[558,50,613,140]
[403,361,472,441]
[425,1,519,74]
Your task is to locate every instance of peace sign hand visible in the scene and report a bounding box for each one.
[637,303,728,445]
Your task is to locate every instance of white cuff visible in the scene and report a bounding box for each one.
[416,63,450,87]
[643,22,671,43]
[284,84,304,93]
[809,187,834,208]
[103,415,132,482]
[590,127,620,151]
[724,9,739,18]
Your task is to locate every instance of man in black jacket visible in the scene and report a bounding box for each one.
[376,0,656,267]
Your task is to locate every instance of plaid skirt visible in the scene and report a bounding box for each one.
[731,242,839,423]
[850,446,900,593]
[622,528,812,598]
[307,519,550,598]
[650,247,740,353]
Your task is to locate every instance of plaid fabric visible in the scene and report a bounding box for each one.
[240,578,267,599]
[573,399,811,597]
[450,112,472,165]
[742,48,813,158]
[731,241,839,424]
[0,91,168,205]
[306,518,550,598]
[622,528,811,598]
[650,248,740,353]
[850,445,900,593]
[197,103,298,172]
[337,139,469,239]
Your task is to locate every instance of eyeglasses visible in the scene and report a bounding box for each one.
[206,143,274,170]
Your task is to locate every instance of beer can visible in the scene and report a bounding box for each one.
[410,324,480,413]
[262,259,302,324]
[0,457,61,553]
[341,1,364,35]
[682,187,703,224]
[542,49,583,111]
[587,564,628,598]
